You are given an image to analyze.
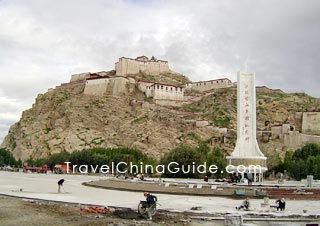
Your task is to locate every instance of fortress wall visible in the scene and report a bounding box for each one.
[159,61,170,73]
[138,81,154,93]
[115,57,169,76]
[70,72,91,82]
[108,77,130,96]
[140,61,169,75]
[84,78,110,96]
[302,112,320,135]
[283,131,320,150]
[83,75,132,97]
[186,79,233,92]
[115,62,121,76]
[116,58,140,76]
[126,59,140,75]
[140,62,157,75]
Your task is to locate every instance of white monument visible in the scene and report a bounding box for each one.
[227,71,267,182]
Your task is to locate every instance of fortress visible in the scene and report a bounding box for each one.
[69,56,234,102]
[115,56,170,76]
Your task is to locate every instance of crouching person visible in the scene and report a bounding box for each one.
[236,197,250,211]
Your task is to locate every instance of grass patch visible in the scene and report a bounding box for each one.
[131,115,148,124]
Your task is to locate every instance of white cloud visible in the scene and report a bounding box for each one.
[1,0,320,143]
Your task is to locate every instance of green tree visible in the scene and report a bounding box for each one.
[160,146,202,178]
[206,148,226,179]
[47,151,71,169]
[284,143,320,180]
[0,148,17,166]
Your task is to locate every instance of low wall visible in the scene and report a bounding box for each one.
[283,132,320,150]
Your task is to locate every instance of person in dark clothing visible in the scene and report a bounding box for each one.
[57,179,65,193]
[276,198,286,211]
[144,192,157,220]
[247,173,253,185]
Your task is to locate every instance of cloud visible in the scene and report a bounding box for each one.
[1,0,320,143]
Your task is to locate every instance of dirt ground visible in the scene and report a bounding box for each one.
[1,194,319,226]
[0,195,213,226]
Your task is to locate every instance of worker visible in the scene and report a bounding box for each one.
[144,192,157,220]
[57,179,65,193]
[236,197,250,211]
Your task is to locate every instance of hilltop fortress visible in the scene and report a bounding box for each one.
[69,56,233,102]
[115,56,170,76]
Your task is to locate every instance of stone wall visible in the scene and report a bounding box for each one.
[84,77,133,97]
[284,131,320,150]
[185,78,233,92]
[84,78,110,96]
[302,112,320,135]
[70,72,91,82]
[108,77,132,96]
[115,56,170,76]
[271,124,292,138]
[137,81,155,93]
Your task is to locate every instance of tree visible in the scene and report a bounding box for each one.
[160,146,202,178]
[47,151,70,169]
[206,148,227,179]
[0,148,17,166]
[285,143,320,180]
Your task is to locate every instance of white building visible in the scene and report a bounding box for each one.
[145,82,184,100]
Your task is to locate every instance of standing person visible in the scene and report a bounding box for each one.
[144,192,157,220]
[247,173,253,185]
[57,179,65,193]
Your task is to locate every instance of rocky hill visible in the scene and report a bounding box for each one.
[1,71,320,166]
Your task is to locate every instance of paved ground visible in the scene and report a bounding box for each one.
[0,171,320,226]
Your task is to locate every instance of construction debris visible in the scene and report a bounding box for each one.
[80,205,113,214]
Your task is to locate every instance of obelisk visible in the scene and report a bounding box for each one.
[227,71,267,181]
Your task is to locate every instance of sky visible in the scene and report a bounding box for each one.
[0,0,320,143]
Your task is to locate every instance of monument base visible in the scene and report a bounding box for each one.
[227,157,267,169]
[226,156,267,182]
